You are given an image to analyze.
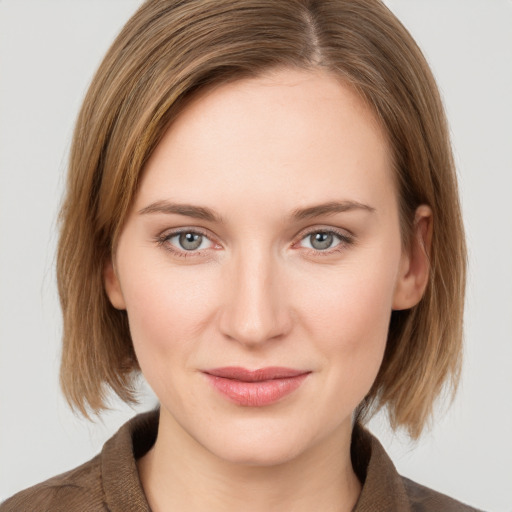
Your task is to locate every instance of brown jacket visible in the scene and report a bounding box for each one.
[1,410,481,511]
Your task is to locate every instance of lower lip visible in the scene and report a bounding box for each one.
[204,373,309,406]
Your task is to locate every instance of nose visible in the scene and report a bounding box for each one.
[219,248,292,347]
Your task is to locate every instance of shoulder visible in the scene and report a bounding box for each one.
[402,477,484,512]
[0,454,106,512]
[1,410,158,512]
[351,424,484,512]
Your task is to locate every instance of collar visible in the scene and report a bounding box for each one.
[100,409,411,512]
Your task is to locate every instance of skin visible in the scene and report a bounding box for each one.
[104,67,432,512]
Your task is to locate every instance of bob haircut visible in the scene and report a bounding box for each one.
[57,0,466,439]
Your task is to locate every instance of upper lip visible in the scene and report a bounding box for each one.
[203,366,310,382]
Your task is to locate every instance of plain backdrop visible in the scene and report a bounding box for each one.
[0,1,511,510]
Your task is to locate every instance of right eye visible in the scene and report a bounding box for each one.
[173,232,211,251]
[158,229,216,255]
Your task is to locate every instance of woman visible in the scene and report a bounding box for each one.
[1,0,481,510]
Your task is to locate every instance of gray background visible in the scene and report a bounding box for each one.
[0,1,511,510]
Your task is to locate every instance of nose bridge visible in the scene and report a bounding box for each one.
[220,243,290,346]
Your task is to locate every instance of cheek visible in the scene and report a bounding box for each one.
[295,249,400,379]
[118,259,219,372]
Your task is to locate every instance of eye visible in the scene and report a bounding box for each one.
[162,230,215,252]
[298,230,351,252]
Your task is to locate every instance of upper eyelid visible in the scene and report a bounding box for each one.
[296,225,353,241]
[156,229,217,257]
[160,226,214,239]
[161,228,218,246]
[157,225,353,248]
[294,229,352,248]
[158,225,351,236]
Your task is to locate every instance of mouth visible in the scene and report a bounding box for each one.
[202,366,311,406]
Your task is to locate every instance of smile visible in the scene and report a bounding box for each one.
[203,367,311,407]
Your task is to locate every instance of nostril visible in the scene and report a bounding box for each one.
[219,301,292,346]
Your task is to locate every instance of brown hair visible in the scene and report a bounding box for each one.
[57,0,466,438]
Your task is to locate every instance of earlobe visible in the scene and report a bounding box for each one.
[392,205,433,311]
[103,258,126,310]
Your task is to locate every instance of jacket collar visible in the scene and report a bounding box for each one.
[101,409,411,512]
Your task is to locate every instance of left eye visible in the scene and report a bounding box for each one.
[299,231,344,251]
[167,231,214,251]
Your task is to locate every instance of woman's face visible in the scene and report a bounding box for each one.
[105,67,423,465]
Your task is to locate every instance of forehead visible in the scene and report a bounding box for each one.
[136,67,395,217]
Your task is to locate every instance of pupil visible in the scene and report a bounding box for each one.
[179,232,202,250]
[311,232,333,250]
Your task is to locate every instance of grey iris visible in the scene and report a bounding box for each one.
[311,232,333,250]
[179,232,203,250]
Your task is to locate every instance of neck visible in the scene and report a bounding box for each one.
[137,409,361,512]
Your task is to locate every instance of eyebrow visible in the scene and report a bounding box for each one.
[290,200,376,220]
[138,199,375,223]
[138,201,222,223]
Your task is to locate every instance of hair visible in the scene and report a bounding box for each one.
[57,0,466,439]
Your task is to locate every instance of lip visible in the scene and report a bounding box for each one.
[203,366,311,407]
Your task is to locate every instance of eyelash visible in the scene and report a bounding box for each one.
[296,229,354,256]
[155,227,354,259]
[155,228,216,259]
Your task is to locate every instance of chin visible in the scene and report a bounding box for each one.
[208,434,307,467]
[194,413,333,468]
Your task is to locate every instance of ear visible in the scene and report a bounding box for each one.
[103,257,126,310]
[392,205,433,311]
